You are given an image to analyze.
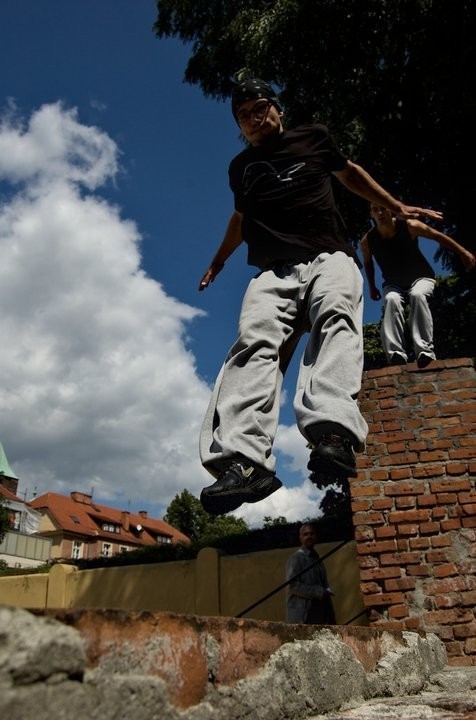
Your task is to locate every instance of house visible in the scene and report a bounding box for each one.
[30,490,189,561]
[0,444,52,568]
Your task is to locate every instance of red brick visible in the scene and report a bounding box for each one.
[375,526,397,539]
[424,608,475,625]
[361,581,382,594]
[354,527,375,542]
[431,479,471,492]
[397,524,419,536]
[465,638,476,654]
[460,491,476,504]
[351,484,382,497]
[387,442,407,453]
[419,522,441,534]
[408,441,427,452]
[432,507,447,519]
[388,509,431,523]
[454,622,476,639]
[419,451,449,462]
[450,448,476,460]
[372,498,393,510]
[389,468,412,480]
[412,465,446,478]
[351,500,372,512]
[378,431,414,444]
[353,511,384,525]
[409,537,430,549]
[404,617,422,630]
[360,567,402,581]
[461,590,476,607]
[431,534,453,548]
[356,540,397,555]
[425,577,469,594]
[433,563,459,578]
[417,494,437,507]
[388,605,409,619]
[437,492,458,504]
[380,452,419,466]
[370,387,397,400]
[363,591,405,606]
[441,518,462,531]
[446,462,469,475]
[384,482,425,496]
[406,565,431,576]
[395,496,416,508]
[396,538,409,551]
[380,551,422,565]
[369,469,390,481]
[425,549,450,563]
[435,595,461,608]
[384,577,416,592]
[462,517,476,528]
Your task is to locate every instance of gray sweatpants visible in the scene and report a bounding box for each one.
[380,278,436,362]
[200,251,368,475]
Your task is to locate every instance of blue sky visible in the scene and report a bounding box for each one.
[0,1,447,525]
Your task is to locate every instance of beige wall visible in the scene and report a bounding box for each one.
[0,541,367,626]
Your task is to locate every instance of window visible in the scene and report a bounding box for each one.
[70,515,81,524]
[72,540,83,559]
[102,543,112,557]
[119,545,129,553]
[157,535,172,544]
[101,522,120,533]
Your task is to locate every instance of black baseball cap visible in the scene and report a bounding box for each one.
[231,78,282,121]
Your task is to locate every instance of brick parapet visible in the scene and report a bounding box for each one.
[354,358,476,666]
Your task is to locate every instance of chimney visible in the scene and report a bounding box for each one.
[121,511,130,532]
[138,510,148,519]
[70,491,93,505]
[0,475,19,496]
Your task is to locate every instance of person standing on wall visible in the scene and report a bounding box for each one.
[360,203,475,367]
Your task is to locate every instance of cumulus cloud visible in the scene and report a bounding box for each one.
[0,102,212,512]
[0,101,322,524]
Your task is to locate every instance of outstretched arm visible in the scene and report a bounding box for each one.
[198,211,244,291]
[406,219,476,271]
[360,233,382,300]
[334,161,443,221]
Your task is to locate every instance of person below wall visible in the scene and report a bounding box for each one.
[286,522,336,624]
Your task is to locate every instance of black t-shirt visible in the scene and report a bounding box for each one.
[229,124,357,269]
[368,219,435,288]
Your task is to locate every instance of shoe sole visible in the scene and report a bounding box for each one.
[308,450,357,479]
[200,475,283,516]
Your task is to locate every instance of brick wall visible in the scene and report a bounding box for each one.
[354,357,476,666]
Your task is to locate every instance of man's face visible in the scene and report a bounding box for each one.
[299,524,318,550]
[236,98,283,146]
[370,204,392,224]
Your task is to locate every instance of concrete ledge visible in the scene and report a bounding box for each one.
[1,606,448,720]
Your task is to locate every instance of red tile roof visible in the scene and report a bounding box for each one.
[30,492,189,547]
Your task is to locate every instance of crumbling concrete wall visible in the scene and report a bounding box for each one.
[0,606,448,720]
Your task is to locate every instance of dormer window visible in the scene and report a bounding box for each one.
[101,522,120,533]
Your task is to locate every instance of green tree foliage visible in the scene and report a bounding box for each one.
[363,321,386,370]
[154,1,475,260]
[262,515,288,528]
[164,488,249,544]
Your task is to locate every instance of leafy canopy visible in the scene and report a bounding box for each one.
[155,1,475,259]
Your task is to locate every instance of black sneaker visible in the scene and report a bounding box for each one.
[417,351,435,368]
[389,352,407,366]
[200,457,282,516]
[307,432,357,481]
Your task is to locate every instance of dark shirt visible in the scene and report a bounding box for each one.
[368,219,435,289]
[229,124,358,269]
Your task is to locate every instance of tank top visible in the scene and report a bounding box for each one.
[368,219,435,289]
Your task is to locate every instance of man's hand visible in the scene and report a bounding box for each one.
[370,287,382,301]
[198,261,224,291]
[395,205,443,221]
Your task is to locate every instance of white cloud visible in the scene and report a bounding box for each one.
[0,103,212,513]
[234,423,325,526]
